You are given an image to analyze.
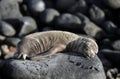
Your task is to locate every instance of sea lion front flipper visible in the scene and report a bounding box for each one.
[30,44,66,61]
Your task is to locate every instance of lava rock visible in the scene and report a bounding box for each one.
[68,0,88,13]
[89,5,105,24]
[102,21,117,34]
[5,38,21,46]
[24,0,45,15]
[39,8,60,24]
[103,0,120,9]
[0,21,16,37]
[54,13,81,31]
[0,0,22,19]
[112,40,120,50]
[18,17,37,37]
[83,21,106,40]
[56,0,76,11]
[100,49,120,67]
[1,52,106,79]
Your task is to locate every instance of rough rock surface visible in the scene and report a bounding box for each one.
[1,52,106,79]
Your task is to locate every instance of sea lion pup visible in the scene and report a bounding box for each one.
[15,31,98,61]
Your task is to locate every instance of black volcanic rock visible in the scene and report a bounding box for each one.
[89,5,105,24]
[54,13,81,31]
[39,8,60,24]
[102,21,117,34]
[75,13,90,23]
[0,21,16,37]
[68,0,88,13]
[0,0,22,19]
[1,52,106,79]
[112,40,120,50]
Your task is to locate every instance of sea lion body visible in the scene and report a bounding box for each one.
[16,31,98,60]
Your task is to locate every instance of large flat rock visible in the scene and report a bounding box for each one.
[1,52,106,79]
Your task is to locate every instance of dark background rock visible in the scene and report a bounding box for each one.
[4,38,21,47]
[0,0,22,19]
[112,40,120,50]
[102,21,117,34]
[103,0,120,9]
[68,0,88,14]
[54,13,82,32]
[1,52,106,79]
[38,8,60,24]
[75,13,90,23]
[100,49,120,67]
[89,5,105,24]
[56,0,76,12]
[24,0,46,15]
[0,21,16,37]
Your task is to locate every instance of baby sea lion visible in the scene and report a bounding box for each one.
[15,31,98,61]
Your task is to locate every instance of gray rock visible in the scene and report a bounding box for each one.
[0,0,22,19]
[103,0,120,9]
[75,13,90,23]
[83,21,106,40]
[1,52,106,79]
[0,21,16,37]
[55,13,81,31]
[39,8,60,24]
[68,0,88,13]
[89,5,105,24]
[25,0,45,15]
[112,40,120,50]
[102,21,117,34]
[18,17,37,37]
[56,0,76,11]
[5,38,21,46]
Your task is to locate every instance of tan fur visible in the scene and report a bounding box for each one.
[16,31,98,61]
